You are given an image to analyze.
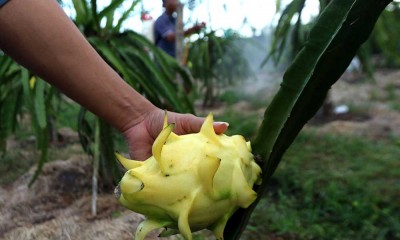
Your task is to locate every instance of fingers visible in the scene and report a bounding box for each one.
[190,23,205,34]
[123,110,229,161]
[170,113,229,135]
[170,113,203,134]
[213,122,229,134]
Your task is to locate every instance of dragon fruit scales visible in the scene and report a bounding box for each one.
[114,113,262,240]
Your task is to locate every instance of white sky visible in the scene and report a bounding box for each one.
[63,0,321,37]
[128,0,320,36]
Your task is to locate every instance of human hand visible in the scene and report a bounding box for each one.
[189,22,206,34]
[122,108,228,160]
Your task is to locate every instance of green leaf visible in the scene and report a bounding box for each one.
[115,0,140,31]
[254,0,356,177]
[187,31,252,106]
[0,62,23,147]
[99,120,121,186]
[122,47,190,113]
[94,32,194,113]
[275,0,282,13]
[22,75,51,187]
[105,10,115,30]
[72,0,89,24]
[0,88,21,131]
[28,126,48,187]
[89,37,131,77]
[255,0,393,180]
[97,0,125,22]
[0,85,22,153]
[371,7,400,66]
[124,31,178,80]
[0,56,13,77]
[262,0,306,66]
[90,0,100,32]
[77,107,94,155]
[34,79,47,129]
[115,48,160,98]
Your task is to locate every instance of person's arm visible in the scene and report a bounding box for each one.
[155,16,205,43]
[0,0,152,132]
[163,23,205,42]
[0,0,227,160]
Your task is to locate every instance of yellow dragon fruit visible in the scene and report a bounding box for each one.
[114,113,262,240]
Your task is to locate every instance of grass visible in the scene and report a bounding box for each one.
[56,99,81,131]
[384,84,400,111]
[369,82,400,111]
[0,132,87,186]
[0,142,37,185]
[215,107,259,140]
[214,87,271,140]
[218,88,271,110]
[214,86,399,239]
[214,82,399,239]
[245,130,400,240]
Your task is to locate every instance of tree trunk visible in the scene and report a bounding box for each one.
[175,2,184,65]
[175,1,188,92]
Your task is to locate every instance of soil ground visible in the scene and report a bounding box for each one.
[1,69,399,240]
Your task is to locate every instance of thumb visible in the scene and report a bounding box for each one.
[170,113,229,135]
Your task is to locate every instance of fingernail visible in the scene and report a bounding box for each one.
[215,121,229,127]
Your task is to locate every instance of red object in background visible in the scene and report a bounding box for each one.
[141,11,154,42]
[141,12,153,21]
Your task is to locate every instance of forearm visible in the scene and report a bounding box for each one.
[0,0,156,132]
[164,27,197,42]
[184,28,195,37]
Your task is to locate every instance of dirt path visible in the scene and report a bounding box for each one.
[0,154,144,240]
[309,70,400,139]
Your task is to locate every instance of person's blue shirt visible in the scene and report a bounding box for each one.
[154,12,176,57]
[0,0,9,8]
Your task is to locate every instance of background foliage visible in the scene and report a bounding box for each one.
[1,0,399,239]
[265,0,400,74]
[226,0,394,238]
[187,30,253,107]
[0,0,194,187]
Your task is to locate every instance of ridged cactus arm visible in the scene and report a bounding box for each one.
[252,0,356,178]
[225,0,392,239]
[258,0,393,180]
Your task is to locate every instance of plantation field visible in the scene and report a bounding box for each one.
[1,69,399,239]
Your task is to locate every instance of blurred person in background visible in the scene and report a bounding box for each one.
[154,0,205,57]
